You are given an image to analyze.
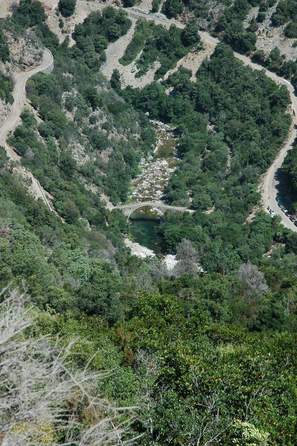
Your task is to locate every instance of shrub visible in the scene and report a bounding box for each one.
[58,0,76,17]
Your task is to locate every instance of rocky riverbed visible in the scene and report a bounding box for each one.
[128,120,178,203]
[126,120,179,260]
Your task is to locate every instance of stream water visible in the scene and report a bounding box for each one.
[127,120,178,254]
[130,218,164,254]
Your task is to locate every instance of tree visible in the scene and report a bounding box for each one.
[284,22,297,38]
[58,0,76,17]
[111,69,121,91]
[162,0,183,18]
[238,262,268,297]
[173,238,201,276]
[76,261,123,322]
[0,290,129,445]
[123,0,136,6]
[13,0,46,27]
[0,30,10,63]
[230,420,269,445]
[181,20,200,47]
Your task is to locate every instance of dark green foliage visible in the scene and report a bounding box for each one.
[0,73,13,103]
[72,7,131,68]
[151,0,162,12]
[162,0,183,18]
[120,21,196,78]
[111,68,121,90]
[0,30,10,62]
[181,19,200,46]
[12,0,46,28]
[122,0,136,6]
[123,44,290,271]
[284,21,297,37]
[257,11,266,22]
[0,146,8,168]
[271,0,297,26]
[179,0,258,55]
[216,0,257,54]
[136,24,199,78]
[120,20,151,66]
[282,138,297,208]
[58,0,76,17]
[73,6,131,43]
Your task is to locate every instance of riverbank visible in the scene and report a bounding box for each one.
[128,120,178,203]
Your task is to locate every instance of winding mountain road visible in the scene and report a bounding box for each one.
[231,50,297,232]
[125,10,297,232]
[0,49,53,152]
[0,49,56,213]
[2,1,297,230]
[79,3,297,228]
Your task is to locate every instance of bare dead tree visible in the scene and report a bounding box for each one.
[0,289,135,446]
[237,262,268,297]
[173,239,202,277]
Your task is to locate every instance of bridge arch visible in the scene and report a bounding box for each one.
[112,200,194,219]
[128,205,164,220]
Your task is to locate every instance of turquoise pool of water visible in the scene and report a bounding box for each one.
[129,218,164,254]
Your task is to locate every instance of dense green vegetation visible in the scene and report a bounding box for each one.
[161,0,260,54]
[282,137,297,209]
[122,44,291,272]
[151,0,162,12]
[216,0,257,54]
[284,21,297,37]
[31,234,297,445]
[0,72,13,103]
[4,3,154,215]
[1,1,297,445]
[120,20,201,78]
[162,0,183,18]
[138,23,200,78]
[120,19,151,66]
[271,0,297,26]
[72,6,131,68]
[159,0,297,92]
[58,0,77,17]
[0,29,10,62]
[12,0,46,28]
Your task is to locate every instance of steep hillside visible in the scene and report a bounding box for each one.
[1,1,297,445]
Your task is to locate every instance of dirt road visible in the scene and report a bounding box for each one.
[101,6,297,231]
[3,0,297,229]
[125,13,297,231]
[0,49,53,153]
[0,49,56,212]
[232,49,297,232]
[198,31,297,230]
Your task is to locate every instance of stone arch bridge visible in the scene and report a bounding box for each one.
[112,201,194,219]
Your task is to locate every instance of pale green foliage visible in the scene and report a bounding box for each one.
[232,420,269,446]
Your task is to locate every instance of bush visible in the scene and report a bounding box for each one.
[120,20,151,66]
[284,21,297,38]
[12,0,45,28]
[58,0,76,17]
[0,30,9,62]
[0,73,13,103]
[123,0,136,6]
[151,0,162,12]
[181,20,200,47]
[162,0,183,18]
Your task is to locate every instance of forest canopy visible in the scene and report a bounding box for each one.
[0,1,297,445]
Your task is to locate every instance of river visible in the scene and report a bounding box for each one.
[125,120,178,257]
